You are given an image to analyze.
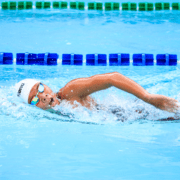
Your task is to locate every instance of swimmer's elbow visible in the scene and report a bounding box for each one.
[108,72,122,86]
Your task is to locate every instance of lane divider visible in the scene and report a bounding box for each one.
[1,1,180,11]
[0,53,13,64]
[0,52,178,66]
[86,54,107,66]
[0,53,4,64]
[62,54,83,65]
[16,53,58,65]
[133,54,154,66]
[157,54,177,66]
[109,53,129,66]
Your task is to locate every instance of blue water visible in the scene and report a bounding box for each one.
[1,8,180,57]
[0,2,180,180]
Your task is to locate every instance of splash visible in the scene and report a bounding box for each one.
[0,84,179,124]
[52,93,179,123]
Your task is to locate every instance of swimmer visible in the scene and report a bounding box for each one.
[15,72,180,113]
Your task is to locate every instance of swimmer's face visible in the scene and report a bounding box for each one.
[28,83,60,110]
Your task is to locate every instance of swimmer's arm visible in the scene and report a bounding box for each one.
[61,72,179,112]
[61,72,149,100]
[102,72,179,112]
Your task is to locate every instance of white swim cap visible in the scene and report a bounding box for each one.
[15,79,40,104]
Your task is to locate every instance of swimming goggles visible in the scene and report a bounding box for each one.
[31,83,44,105]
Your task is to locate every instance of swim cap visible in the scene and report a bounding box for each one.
[15,79,40,104]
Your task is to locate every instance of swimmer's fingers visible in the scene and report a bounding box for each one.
[172,102,180,113]
[165,99,180,113]
[149,95,179,113]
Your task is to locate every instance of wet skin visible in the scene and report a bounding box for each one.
[28,72,180,112]
[28,82,96,110]
[28,83,60,110]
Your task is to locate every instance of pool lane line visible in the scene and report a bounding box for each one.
[1,2,180,11]
[10,58,180,65]
[0,52,178,66]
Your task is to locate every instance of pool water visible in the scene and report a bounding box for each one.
[1,7,180,57]
[1,1,180,179]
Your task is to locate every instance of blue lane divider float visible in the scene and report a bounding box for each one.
[62,54,83,65]
[16,53,58,65]
[0,52,178,66]
[133,54,154,66]
[37,53,58,65]
[0,52,13,64]
[156,54,177,65]
[17,53,38,65]
[86,54,107,66]
[109,53,130,66]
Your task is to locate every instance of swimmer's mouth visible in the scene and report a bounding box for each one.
[49,98,54,106]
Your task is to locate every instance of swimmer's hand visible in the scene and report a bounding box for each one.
[147,94,179,113]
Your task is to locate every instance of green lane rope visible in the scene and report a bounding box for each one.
[36,2,51,9]
[122,3,135,11]
[2,2,16,10]
[18,1,33,10]
[155,2,170,10]
[70,2,85,10]
[53,1,68,9]
[87,2,103,10]
[1,1,180,11]
[139,3,154,11]
[104,2,120,11]
[172,2,180,10]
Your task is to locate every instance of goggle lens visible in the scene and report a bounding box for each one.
[30,83,44,105]
[38,84,44,92]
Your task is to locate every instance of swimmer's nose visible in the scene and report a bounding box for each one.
[39,93,53,104]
